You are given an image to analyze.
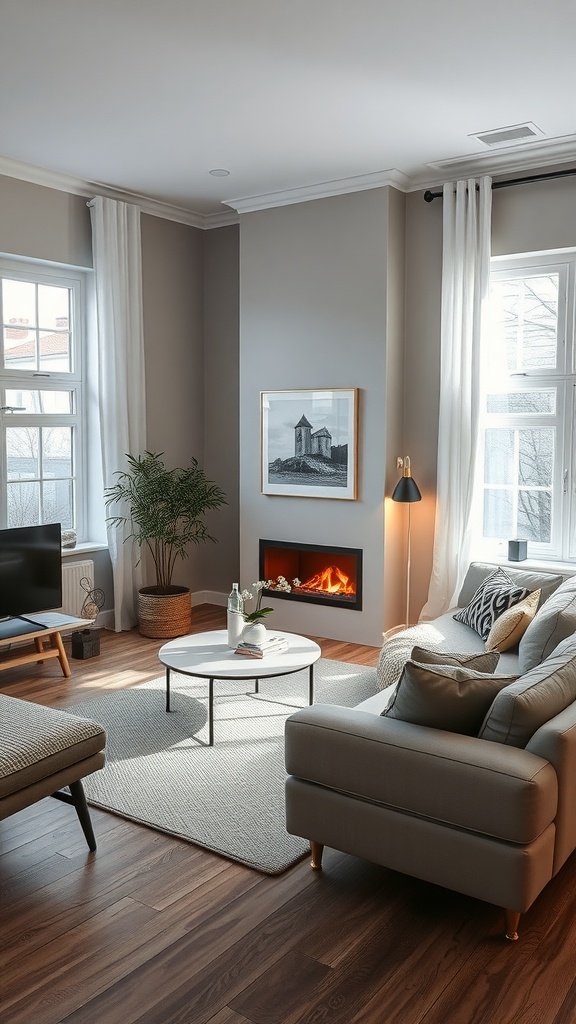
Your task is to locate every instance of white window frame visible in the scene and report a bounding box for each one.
[0,256,88,539]
[475,250,576,566]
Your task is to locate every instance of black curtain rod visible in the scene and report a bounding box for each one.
[423,166,576,202]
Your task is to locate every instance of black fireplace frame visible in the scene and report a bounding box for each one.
[259,539,363,611]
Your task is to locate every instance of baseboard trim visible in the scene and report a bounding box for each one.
[193,590,227,608]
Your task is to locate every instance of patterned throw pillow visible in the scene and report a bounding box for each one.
[453,568,529,641]
[484,589,541,653]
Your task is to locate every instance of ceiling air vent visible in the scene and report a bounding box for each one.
[470,123,544,148]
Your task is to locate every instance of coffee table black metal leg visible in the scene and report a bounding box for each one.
[209,677,214,746]
[309,664,314,705]
[166,667,171,712]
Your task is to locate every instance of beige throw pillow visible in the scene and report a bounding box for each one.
[484,589,541,653]
[382,661,518,735]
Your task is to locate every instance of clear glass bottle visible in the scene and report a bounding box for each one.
[227,583,244,648]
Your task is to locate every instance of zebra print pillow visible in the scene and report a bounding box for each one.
[453,568,530,641]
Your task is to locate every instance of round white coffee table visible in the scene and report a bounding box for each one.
[158,629,321,745]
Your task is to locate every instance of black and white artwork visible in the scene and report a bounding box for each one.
[261,388,358,499]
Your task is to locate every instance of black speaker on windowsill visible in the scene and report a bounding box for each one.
[508,539,528,562]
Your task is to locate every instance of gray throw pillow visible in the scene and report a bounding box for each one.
[411,646,500,673]
[479,633,576,747]
[453,568,529,641]
[382,661,518,735]
[518,576,576,672]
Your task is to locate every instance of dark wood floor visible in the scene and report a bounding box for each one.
[2,607,576,1024]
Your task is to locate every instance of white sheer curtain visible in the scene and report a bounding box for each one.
[421,176,492,619]
[90,196,147,631]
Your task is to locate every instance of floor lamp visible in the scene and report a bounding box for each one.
[392,457,422,626]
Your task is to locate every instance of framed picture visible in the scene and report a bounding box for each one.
[261,388,358,499]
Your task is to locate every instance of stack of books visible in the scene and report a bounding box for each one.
[235,634,290,658]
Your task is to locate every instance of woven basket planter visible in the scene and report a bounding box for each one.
[137,586,192,639]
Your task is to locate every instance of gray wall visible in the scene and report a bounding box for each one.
[238,188,404,646]
[0,175,227,615]
[403,174,576,620]
[201,225,240,593]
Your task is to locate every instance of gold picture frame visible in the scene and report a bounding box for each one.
[261,388,358,499]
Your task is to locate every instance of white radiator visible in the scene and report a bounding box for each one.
[60,560,94,617]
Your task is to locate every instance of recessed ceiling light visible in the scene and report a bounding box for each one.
[209,168,230,177]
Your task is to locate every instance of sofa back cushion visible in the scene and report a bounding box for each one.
[479,633,576,748]
[382,661,518,735]
[457,562,563,610]
[518,576,576,672]
[453,568,529,640]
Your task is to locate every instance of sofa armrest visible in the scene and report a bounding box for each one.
[285,704,557,844]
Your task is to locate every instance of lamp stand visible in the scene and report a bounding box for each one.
[405,502,412,627]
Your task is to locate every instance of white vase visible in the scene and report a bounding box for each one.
[242,621,267,646]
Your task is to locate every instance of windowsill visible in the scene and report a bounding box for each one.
[61,542,109,557]
[473,550,576,576]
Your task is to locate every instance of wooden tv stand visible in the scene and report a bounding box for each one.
[0,613,94,678]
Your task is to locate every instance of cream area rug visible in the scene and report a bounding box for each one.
[64,659,377,874]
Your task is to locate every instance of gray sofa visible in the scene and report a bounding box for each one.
[285,562,576,940]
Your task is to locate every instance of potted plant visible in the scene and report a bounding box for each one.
[105,451,226,638]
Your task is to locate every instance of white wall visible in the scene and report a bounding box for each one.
[238,188,404,646]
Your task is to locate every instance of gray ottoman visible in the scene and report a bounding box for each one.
[0,694,106,850]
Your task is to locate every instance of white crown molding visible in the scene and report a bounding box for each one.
[0,154,239,230]
[412,134,576,191]
[222,169,411,214]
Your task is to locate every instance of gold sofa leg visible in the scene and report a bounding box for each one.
[310,841,324,870]
[504,909,520,941]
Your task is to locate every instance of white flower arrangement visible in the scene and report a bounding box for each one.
[241,577,301,622]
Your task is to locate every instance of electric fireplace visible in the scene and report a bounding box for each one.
[259,539,362,611]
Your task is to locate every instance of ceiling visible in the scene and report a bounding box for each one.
[2,0,576,227]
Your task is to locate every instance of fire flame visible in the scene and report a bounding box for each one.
[301,565,355,596]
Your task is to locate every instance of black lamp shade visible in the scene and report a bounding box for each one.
[392,476,422,503]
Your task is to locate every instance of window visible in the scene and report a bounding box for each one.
[476,252,575,563]
[0,258,88,537]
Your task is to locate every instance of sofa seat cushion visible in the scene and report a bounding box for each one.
[485,589,541,653]
[479,634,576,748]
[0,695,106,799]
[453,568,530,640]
[285,705,557,845]
[382,661,518,734]
[518,576,576,673]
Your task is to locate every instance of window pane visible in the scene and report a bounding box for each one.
[39,329,71,373]
[484,429,514,484]
[6,426,39,479]
[486,391,556,415]
[518,490,552,542]
[43,426,72,478]
[43,479,73,528]
[490,275,558,372]
[2,279,36,326]
[484,489,513,538]
[37,284,69,331]
[4,326,36,370]
[7,481,40,527]
[518,428,554,486]
[5,389,73,413]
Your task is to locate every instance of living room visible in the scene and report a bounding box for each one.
[3,1,576,1021]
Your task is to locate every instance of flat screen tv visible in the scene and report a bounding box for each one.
[0,523,62,638]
